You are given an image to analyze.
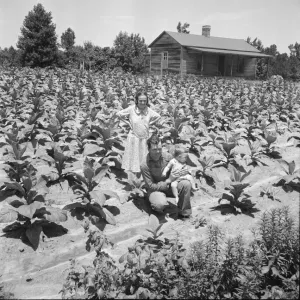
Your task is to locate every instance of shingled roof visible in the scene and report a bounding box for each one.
[148,31,268,56]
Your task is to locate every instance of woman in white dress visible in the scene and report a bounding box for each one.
[116,90,161,174]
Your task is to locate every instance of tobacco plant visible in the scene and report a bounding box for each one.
[63,157,119,225]
[274,159,300,191]
[214,133,246,172]
[61,218,120,299]
[0,168,67,250]
[195,155,217,187]
[260,129,281,158]
[242,140,269,167]
[260,184,281,201]
[161,103,190,144]
[89,115,124,167]
[118,171,146,201]
[41,145,76,184]
[178,125,205,156]
[219,167,255,213]
[117,214,189,298]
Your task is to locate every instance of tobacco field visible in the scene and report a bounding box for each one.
[0,68,299,299]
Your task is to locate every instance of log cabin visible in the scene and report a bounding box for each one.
[148,26,272,78]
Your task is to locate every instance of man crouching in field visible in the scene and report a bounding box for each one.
[140,134,192,218]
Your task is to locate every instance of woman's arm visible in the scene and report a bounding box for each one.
[116,107,132,129]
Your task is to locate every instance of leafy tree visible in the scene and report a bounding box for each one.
[93,46,117,71]
[288,42,300,60]
[113,32,148,73]
[264,44,278,57]
[288,55,300,80]
[272,53,290,78]
[246,36,264,51]
[61,28,75,51]
[246,37,300,80]
[246,37,267,79]
[177,22,190,33]
[17,3,58,67]
[0,46,21,67]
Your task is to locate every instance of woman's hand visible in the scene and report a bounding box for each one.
[116,113,132,130]
[169,169,189,182]
[120,118,132,130]
[125,121,133,130]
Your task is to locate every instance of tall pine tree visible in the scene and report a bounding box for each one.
[17,3,58,67]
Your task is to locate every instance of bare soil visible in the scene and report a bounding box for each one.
[0,131,299,299]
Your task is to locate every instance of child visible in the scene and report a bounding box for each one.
[162,146,198,204]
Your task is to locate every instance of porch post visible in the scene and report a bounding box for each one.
[161,52,163,78]
[266,57,270,79]
[230,55,233,77]
[180,46,183,78]
[201,53,204,75]
[150,50,152,73]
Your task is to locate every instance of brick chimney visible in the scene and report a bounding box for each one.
[202,25,211,37]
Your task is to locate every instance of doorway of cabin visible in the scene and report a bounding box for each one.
[218,55,225,76]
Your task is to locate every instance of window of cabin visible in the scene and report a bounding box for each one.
[163,52,168,60]
[162,51,168,68]
[237,56,245,73]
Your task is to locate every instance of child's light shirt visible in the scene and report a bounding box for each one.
[168,158,188,172]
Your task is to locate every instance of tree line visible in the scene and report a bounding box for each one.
[245,37,300,80]
[0,4,299,80]
[0,3,149,73]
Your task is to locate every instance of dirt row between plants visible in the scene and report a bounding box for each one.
[0,133,299,299]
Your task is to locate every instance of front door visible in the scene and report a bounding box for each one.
[218,55,225,76]
[161,52,168,69]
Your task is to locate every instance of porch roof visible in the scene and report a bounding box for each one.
[187,47,272,58]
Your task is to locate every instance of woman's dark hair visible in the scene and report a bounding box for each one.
[147,133,160,150]
[135,90,149,106]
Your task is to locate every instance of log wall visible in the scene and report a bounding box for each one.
[149,32,257,78]
[181,48,202,75]
[150,32,181,73]
[230,56,256,78]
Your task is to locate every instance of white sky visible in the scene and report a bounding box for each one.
[0,0,299,53]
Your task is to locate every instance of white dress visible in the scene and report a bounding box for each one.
[116,105,160,172]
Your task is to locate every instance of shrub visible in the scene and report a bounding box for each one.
[61,209,299,299]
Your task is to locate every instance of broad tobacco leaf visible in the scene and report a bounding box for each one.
[90,190,106,206]
[26,223,43,250]
[0,207,18,223]
[93,165,110,184]
[282,174,298,184]
[37,207,68,222]
[83,143,102,156]
[62,202,86,211]
[90,204,116,225]
[148,214,163,234]
[4,182,25,196]
[84,167,94,183]
[288,161,296,175]
[14,201,44,219]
